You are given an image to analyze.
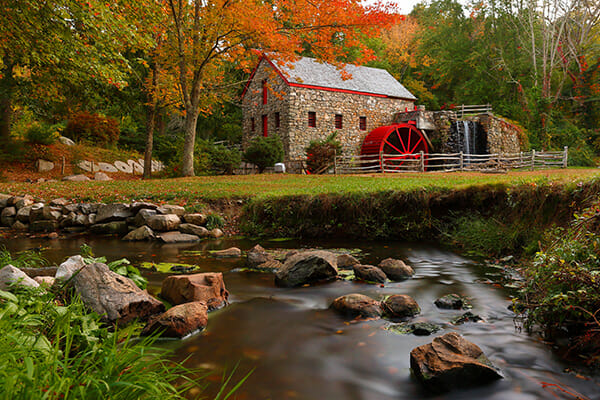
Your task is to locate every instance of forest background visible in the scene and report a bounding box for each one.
[0,0,598,176]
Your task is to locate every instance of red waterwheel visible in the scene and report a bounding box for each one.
[360,123,429,171]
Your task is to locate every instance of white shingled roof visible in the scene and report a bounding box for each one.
[273,57,416,100]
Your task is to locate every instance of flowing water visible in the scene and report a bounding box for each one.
[2,236,600,400]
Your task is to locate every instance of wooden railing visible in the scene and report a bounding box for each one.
[335,147,568,174]
[457,104,492,118]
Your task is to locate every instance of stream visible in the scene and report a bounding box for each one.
[2,236,599,400]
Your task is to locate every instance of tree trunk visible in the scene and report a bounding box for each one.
[143,63,160,179]
[181,108,199,177]
[0,62,15,143]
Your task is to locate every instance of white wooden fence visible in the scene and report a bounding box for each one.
[334,147,568,174]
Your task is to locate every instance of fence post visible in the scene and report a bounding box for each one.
[379,150,384,173]
[419,151,425,172]
[459,152,464,171]
[333,149,337,175]
[562,146,568,168]
[531,150,536,171]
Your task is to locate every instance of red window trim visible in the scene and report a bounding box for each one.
[262,114,268,137]
[335,114,343,129]
[308,111,316,127]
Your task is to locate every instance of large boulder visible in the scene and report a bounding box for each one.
[122,225,155,241]
[179,223,210,238]
[161,272,229,311]
[211,247,241,258]
[142,301,208,338]
[337,254,360,269]
[130,202,158,214]
[1,206,16,226]
[274,250,338,287]
[382,295,420,318]
[95,203,133,223]
[209,228,224,238]
[157,231,200,243]
[353,264,387,283]
[146,214,181,231]
[434,294,469,310]
[16,205,32,223]
[158,205,186,216]
[134,209,158,226]
[183,213,206,226]
[55,255,86,282]
[246,244,272,268]
[63,174,91,182]
[330,294,382,319]
[410,332,502,393]
[378,258,414,281]
[0,265,40,290]
[36,159,55,172]
[72,262,164,323]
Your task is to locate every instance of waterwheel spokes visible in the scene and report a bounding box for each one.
[383,140,404,155]
[409,137,424,154]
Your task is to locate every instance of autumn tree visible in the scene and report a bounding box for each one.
[160,0,396,176]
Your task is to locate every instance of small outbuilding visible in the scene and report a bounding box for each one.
[241,55,416,164]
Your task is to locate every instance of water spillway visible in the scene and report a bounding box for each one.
[449,120,487,155]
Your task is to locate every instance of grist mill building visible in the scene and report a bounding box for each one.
[241,55,416,162]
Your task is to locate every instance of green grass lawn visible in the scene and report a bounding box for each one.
[1,169,598,204]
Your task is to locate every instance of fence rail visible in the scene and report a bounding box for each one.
[457,104,492,118]
[335,147,568,174]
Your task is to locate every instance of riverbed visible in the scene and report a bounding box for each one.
[2,236,599,399]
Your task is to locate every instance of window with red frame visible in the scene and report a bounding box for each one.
[308,111,316,127]
[262,114,268,137]
[335,114,343,129]
[359,116,367,131]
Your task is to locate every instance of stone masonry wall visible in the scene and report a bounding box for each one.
[287,88,413,160]
[479,114,521,154]
[242,59,414,163]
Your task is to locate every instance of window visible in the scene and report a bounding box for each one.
[274,112,280,129]
[262,114,268,137]
[335,114,343,129]
[251,118,255,132]
[262,80,267,105]
[308,111,316,127]
[359,116,367,131]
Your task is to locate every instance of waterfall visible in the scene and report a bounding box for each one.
[462,120,470,154]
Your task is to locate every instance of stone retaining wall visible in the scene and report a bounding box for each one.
[0,194,223,243]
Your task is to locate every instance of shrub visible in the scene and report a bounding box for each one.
[242,135,284,173]
[64,111,120,146]
[195,140,241,175]
[305,132,342,173]
[206,213,225,230]
[24,122,62,145]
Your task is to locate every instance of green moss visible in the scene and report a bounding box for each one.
[139,262,199,273]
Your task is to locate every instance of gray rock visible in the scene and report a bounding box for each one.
[55,255,86,282]
[1,206,16,226]
[79,203,99,215]
[72,262,164,323]
[97,162,118,173]
[62,204,80,214]
[209,228,224,238]
[0,194,11,208]
[16,205,32,222]
[50,198,69,207]
[90,221,129,235]
[275,250,338,287]
[353,264,387,283]
[63,174,91,182]
[0,265,40,290]
[337,254,360,269]
[435,294,470,310]
[58,136,75,146]
[146,214,181,231]
[14,195,34,209]
[330,293,382,319]
[183,213,207,225]
[158,232,201,243]
[410,322,442,336]
[382,295,420,318]
[246,244,272,268]
[211,247,241,258]
[158,205,186,216]
[36,159,54,172]
[179,223,210,238]
[42,205,62,221]
[96,203,133,223]
[252,259,282,272]
[122,225,155,241]
[28,203,45,222]
[94,172,112,181]
[130,202,158,214]
[451,312,482,325]
[378,258,415,281]
[410,332,502,393]
[134,209,158,226]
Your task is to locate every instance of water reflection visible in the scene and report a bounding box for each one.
[2,236,599,399]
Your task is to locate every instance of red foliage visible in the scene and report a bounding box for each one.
[64,111,120,146]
